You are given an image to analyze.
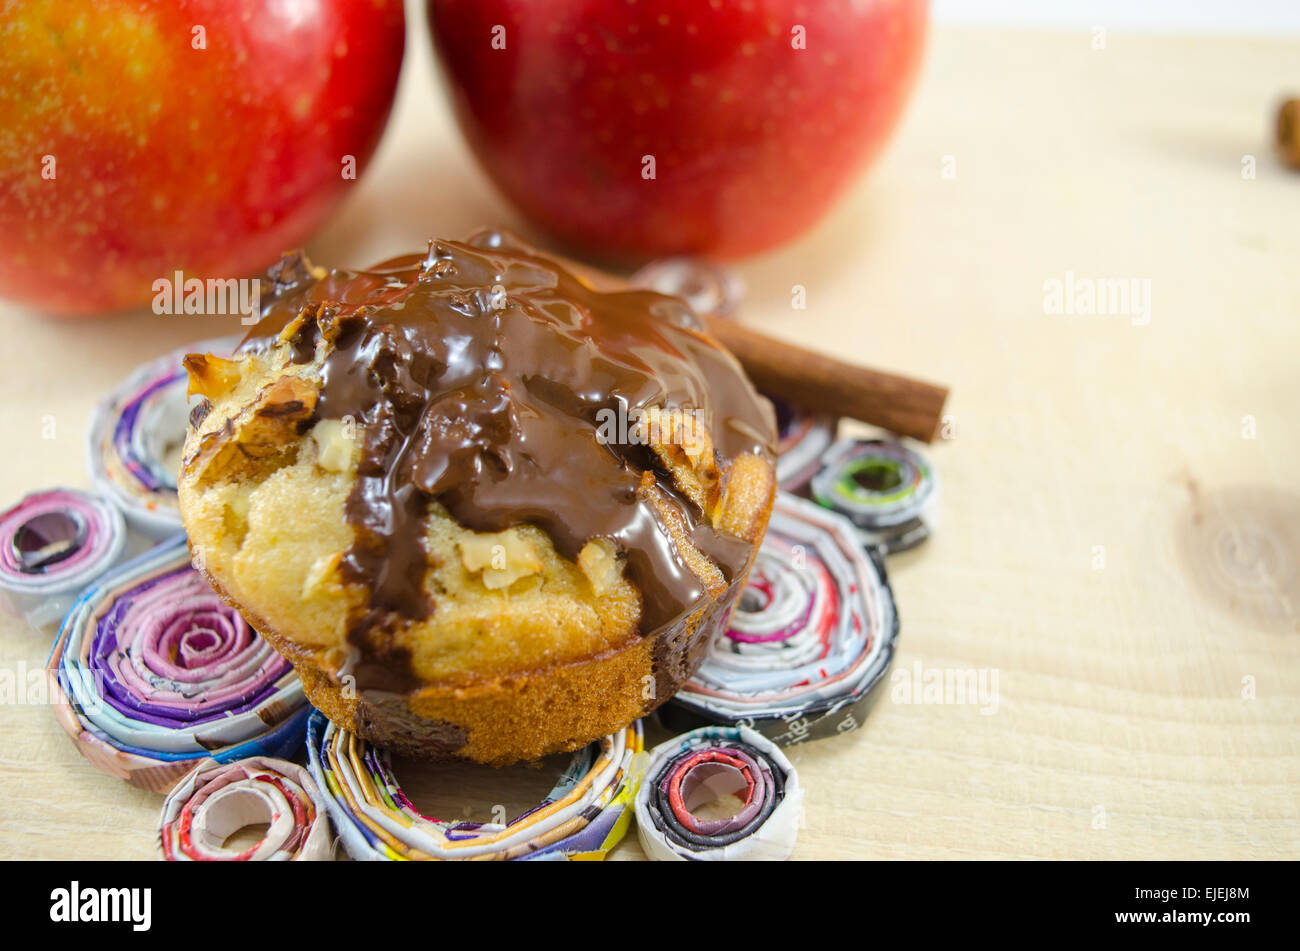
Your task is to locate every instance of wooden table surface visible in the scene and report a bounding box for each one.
[2,25,1298,861]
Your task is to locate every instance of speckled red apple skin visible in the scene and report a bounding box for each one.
[428,0,927,260]
[0,0,406,316]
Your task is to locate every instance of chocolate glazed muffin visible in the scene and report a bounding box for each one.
[177,230,777,765]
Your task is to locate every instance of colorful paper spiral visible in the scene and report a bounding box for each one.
[663,492,899,745]
[0,487,127,628]
[629,258,838,493]
[810,438,938,553]
[634,725,802,861]
[307,709,643,860]
[160,756,332,861]
[630,256,745,319]
[87,337,238,537]
[771,397,837,492]
[47,536,309,793]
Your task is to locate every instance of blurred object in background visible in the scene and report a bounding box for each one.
[0,0,406,316]
[1278,98,1300,168]
[932,0,1300,34]
[428,0,927,261]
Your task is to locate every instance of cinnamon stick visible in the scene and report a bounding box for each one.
[701,315,949,444]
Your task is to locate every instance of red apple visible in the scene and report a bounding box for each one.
[0,0,406,315]
[428,0,926,260]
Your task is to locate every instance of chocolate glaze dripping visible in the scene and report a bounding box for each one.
[242,231,775,692]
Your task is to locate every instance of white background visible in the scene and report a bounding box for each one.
[932,0,1300,34]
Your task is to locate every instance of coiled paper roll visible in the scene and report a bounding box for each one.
[630,258,839,492]
[159,756,332,861]
[810,438,938,553]
[0,487,127,629]
[630,256,745,319]
[306,709,642,860]
[771,397,837,492]
[663,492,899,744]
[87,337,239,537]
[634,725,802,861]
[47,536,309,793]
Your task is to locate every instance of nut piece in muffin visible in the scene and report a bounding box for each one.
[178,231,776,765]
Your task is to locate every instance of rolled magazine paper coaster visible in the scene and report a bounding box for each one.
[87,336,241,537]
[160,757,331,861]
[47,536,309,793]
[0,487,127,629]
[634,725,802,861]
[770,396,837,492]
[306,709,643,861]
[630,256,745,319]
[661,492,899,745]
[630,260,837,493]
[811,438,938,554]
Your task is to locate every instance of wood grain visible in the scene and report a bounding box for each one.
[1,26,1298,860]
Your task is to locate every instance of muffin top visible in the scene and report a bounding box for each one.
[181,231,775,697]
